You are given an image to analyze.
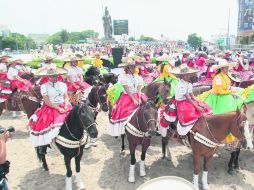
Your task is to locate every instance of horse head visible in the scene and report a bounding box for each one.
[138,102,158,137]
[89,85,109,112]
[229,107,250,149]
[77,102,98,139]
[160,79,171,104]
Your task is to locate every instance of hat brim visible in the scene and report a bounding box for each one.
[228,72,241,83]
[170,68,199,75]
[34,67,67,76]
[118,63,136,68]
[240,62,249,70]
[212,62,236,70]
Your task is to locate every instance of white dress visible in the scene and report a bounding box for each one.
[0,63,7,73]
[107,74,143,136]
[67,66,82,82]
[40,82,67,105]
[7,67,18,80]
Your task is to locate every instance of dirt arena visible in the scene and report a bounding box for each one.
[1,110,254,190]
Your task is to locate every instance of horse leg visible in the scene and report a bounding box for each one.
[192,153,201,189]
[233,148,241,170]
[38,146,48,171]
[64,155,73,190]
[140,150,147,177]
[128,144,137,183]
[202,156,212,190]
[74,149,85,190]
[162,136,171,160]
[120,134,126,154]
[228,151,237,175]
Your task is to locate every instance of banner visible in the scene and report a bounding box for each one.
[238,0,254,36]
[113,20,128,35]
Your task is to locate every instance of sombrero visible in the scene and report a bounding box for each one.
[75,51,84,60]
[198,51,208,58]
[137,176,197,190]
[212,59,236,70]
[182,50,190,55]
[170,64,199,75]
[240,58,249,70]
[42,55,56,62]
[9,58,26,65]
[118,57,145,68]
[228,71,241,83]
[0,55,12,59]
[205,56,217,65]
[156,54,170,62]
[34,64,67,76]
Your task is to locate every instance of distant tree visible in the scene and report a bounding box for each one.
[47,30,99,44]
[1,33,36,50]
[128,36,135,41]
[139,35,156,41]
[187,33,203,50]
[60,29,69,43]
[47,32,62,44]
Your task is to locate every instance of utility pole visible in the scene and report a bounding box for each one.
[227,8,230,50]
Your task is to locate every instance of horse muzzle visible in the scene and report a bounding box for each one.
[148,130,157,137]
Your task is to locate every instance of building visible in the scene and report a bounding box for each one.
[28,33,49,45]
[0,25,10,37]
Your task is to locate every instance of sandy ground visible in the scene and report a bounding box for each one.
[1,110,254,190]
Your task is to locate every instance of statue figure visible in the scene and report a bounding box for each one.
[102,6,112,39]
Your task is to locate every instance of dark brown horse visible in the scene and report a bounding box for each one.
[118,79,171,153]
[163,109,248,189]
[126,102,158,183]
[0,85,42,118]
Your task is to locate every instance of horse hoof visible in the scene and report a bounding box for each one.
[120,150,126,156]
[234,165,240,170]
[228,168,234,175]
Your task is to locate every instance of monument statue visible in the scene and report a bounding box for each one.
[102,6,112,39]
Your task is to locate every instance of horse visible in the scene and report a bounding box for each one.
[118,79,171,153]
[227,100,254,175]
[84,67,100,85]
[0,85,42,118]
[125,102,158,183]
[162,108,249,189]
[55,102,98,190]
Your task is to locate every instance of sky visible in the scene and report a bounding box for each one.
[0,0,238,41]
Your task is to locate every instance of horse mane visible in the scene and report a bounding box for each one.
[65,105,79,125]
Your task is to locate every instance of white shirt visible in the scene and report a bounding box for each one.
[175,79,193,101]
[41,82,67,104]
[0,63,7,73]
[7,67,18,80]
[119,73,143,94]
[67,66,82,82]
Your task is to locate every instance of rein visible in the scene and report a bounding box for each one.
[61,104,96,156]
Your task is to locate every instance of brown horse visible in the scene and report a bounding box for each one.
[117,79,171,153]
[126,102,158,183]
[163,109,248,189]
[0,85,42,118]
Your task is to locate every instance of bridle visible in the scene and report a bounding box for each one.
[89,86,108,112]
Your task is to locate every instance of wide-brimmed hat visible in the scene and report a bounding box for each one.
[228,71,241,83]
[0,55,12,60]
[156,54,170,62]
[170,64,199,75]
[212,59,236,70]
[9,58,26,65]
[182,50,190,55]
[240,58,249,70]
[42,55,56,62]
[118,57,145,68]
[34,64,67,76]
[198,51,208,58]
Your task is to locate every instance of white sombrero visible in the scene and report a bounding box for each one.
[170,64,199,75]
[240,58,250,70]
[34,64,67,76]
[228,71,241,83]
[137,176,197,190]
[156,54,170,62]
[212,59,236,70]
[118,57,145,68]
